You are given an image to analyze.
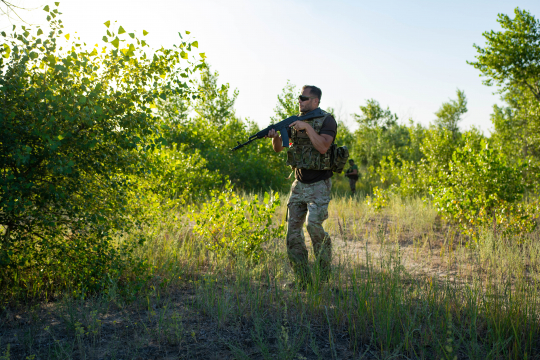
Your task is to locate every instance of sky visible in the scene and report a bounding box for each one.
[3,0,540,133]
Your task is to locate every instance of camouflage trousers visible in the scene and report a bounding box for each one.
[287,178,332,283]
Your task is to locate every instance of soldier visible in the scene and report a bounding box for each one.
[267,85,337,288]
[344,159,359,195]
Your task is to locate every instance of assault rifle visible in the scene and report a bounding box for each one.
[231,108,325,151]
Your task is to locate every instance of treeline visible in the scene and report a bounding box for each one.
[1,4,539,298]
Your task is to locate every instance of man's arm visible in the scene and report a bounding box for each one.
[267,129,284,153]
[289,121,333,154]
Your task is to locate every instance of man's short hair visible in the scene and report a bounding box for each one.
[302,85,322,101]
[349,159,354,163]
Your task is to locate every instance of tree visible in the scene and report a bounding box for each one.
[490,88,540,160]
[469,8,540,164]
[160,68,291,191]
[270,80,299,123]
[194,66,238,126]
[353,99,397,129]
[0,4,203,294]
[327,106,355,153]
[469,8,540,103]
[351,100,408,168]
[433,89,468,140]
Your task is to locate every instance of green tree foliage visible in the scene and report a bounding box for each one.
[351,100,420,170]
[128,144,219,225]
[160,67,291,191]
[469,8,540,101]
[327,106,355,152]
[353,99,398,129]
[490,86,540,161]
[470,8,540,163]
[431,136,536,238]
[433,89,468,140]
[194,67,238,126]
[270,80,299,123]
[0,4,203,295]
[378,126,488,199]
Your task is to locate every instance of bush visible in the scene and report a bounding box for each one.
[189,184,285,263]
[0,4,202,298]
[431,137,537,238]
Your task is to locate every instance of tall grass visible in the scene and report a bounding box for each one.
[2,192,540,359]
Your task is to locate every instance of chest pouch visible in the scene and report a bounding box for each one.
[286,114,348,172]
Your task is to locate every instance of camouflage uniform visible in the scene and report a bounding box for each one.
[287,178,332,283]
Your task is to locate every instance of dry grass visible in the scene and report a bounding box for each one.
[2,192,540,359]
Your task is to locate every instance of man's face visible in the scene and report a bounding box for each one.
[298,88,319,113]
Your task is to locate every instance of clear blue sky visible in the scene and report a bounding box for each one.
[4,0,540,132]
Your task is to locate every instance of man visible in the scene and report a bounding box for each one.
[267,85,337,287]
[344,159,359,195]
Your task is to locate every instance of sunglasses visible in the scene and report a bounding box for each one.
[298,95,317,102]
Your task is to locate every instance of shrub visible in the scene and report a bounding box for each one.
[189,184,285,263]
[0,4,202,297]
[431,137,537,238]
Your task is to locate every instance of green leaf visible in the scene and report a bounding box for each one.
[2,44,11,58]
[128,32,135,39]
[65,34,70,40]
[111,37,120,48]
[199,52,206,59]
[178,32,183,39]
[192,41,198,48]
[37,29,43,36]
[43,5,50,12]
[55,2,60,5]
[143,30,149,36]
[180,51,188,59]
[57,134,64,140]
[47,54,56,65]
[186,30,190,34]
[102,36,108,42]
[118,26,126,34]
[104,20,110,28]
[1,31,5,37]
[127,43,135,56]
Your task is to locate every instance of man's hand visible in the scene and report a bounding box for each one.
[267,129,284,153]
[266,129,280,138]
[289,121,310,132]
[290,121,333,154]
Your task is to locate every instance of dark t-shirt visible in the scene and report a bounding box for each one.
[289,112,338,184]
[346,164,359,180]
